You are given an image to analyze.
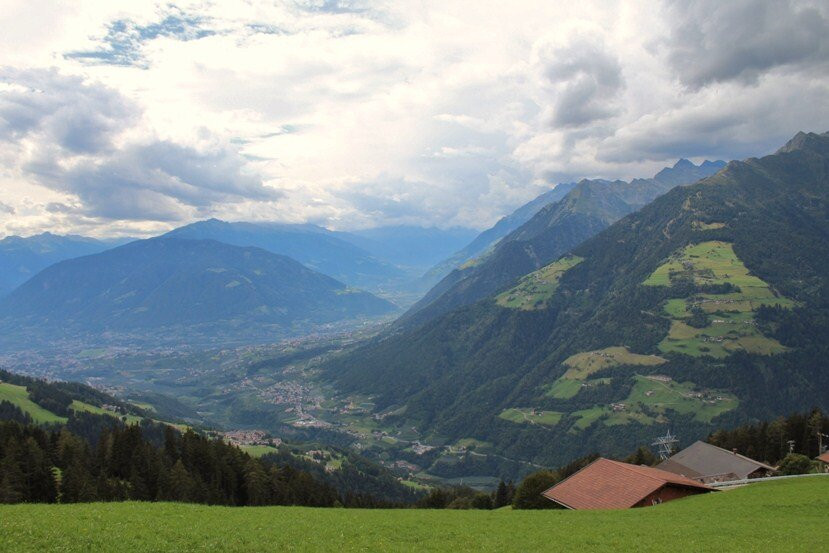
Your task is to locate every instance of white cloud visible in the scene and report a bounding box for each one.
[0,0,827,238]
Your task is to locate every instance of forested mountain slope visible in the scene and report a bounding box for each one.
[419,182,578,287]
[401,159,725,329]
[0,237,395,347]
[164,219,404,292]
[323,132,829,465]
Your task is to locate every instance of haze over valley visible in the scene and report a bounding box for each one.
[1,2,828,550]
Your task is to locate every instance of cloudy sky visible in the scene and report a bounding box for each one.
[1,0,828,237]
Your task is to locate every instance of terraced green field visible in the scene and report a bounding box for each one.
[496,255,582,310]
[0,382,67,424]
[498,408,563,426]
[567,375,737,431]
[545,347,665,399]
[1,478,825,552]
[644,241,793,357]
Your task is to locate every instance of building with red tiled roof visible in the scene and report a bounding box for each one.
[541,458,714,510]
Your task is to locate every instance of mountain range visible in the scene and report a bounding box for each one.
[0,233,132,297]
[164,219,406,293]
[322,132,829,466]
[418,182,578,287]
[400,158,726,330]
[0,237,396,347]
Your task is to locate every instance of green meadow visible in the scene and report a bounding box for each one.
[0,478,826,552]
[496,255,582,310]
[545,347,665,399]
[0,379,186,430]
[498,408,563,426]
[566,375,737,431]
[0,382,67,424]
[644,240,794,357]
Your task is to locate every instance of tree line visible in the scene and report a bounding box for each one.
[0,411,345,507]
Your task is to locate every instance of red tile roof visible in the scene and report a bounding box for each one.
[818,451,829,463]
[542,458,713,510]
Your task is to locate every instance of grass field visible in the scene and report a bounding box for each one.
[1,478,825,552]
[624,376,737,423]
[567,375,737,431]
[70,400,145,425]
[498,408,563,426]
[545,347,665,399]
[0,379,184,429]
[239,444,280,457]
[495,255,582,310]
[0,382,67,424]
[644,241,793,357]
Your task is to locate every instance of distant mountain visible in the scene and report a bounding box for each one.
[322,132,829,467]
[340,226,478,271]
[164,219,404,292]
[400,159,726,329]
[0,237,396,348]
[0,232,132,297]
[420,182,578,287]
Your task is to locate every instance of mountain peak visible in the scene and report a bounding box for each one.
[775,131,829,155]
[673,158,695,169]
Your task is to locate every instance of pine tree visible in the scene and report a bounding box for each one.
[168,459,193,502]
[0,445,25,503]
[493,480,509,508]
[244,459,270,506]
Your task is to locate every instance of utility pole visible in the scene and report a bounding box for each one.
[652,431,679,460]
[787,440,795,454]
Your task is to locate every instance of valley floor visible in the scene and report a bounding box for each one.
[1,478,826,552]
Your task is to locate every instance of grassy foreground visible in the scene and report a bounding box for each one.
[1,478,827,552]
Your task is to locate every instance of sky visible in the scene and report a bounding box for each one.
[0,0,828,238]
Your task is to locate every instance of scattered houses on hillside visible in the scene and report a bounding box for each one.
[657,441,776,484]
[541,458,714,510]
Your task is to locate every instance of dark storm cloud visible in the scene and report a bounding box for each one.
[541,36,625,128]
[65,6,215,68]
[664,0,829,88]
[1,68,280,222]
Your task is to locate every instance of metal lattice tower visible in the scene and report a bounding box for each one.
[652,431,679,460]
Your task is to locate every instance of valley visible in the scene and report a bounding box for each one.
[0,331,541,487]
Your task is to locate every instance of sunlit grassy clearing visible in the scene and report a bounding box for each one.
[545,347,665,399]
[0,382,67,424]
[495,255,583,310]
[498,408,563,426]
[644,241,793,357]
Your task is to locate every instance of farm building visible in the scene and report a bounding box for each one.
[541,458,713,510]
[657,441,776,483]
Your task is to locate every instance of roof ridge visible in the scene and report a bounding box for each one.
[694,441,775,470]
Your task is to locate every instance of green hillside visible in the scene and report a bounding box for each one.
[1,478,826,552]
[0,382,67,424]
[401,159,725,330]
[322,132,829,466]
